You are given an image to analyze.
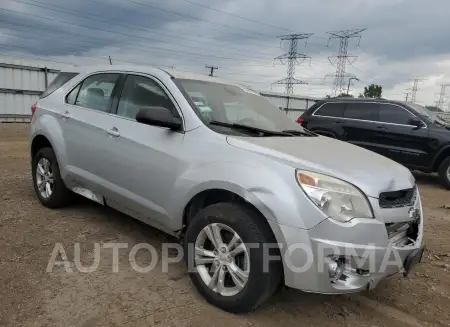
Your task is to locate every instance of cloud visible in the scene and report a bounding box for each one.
[0,0,449,106]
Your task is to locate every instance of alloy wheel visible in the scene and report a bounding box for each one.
[194,223,249,297]
[36,158,53,199]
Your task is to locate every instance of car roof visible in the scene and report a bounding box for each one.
[314,97,407,106]
[62,64,253,90]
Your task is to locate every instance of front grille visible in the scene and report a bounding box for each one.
[379,187,416,208]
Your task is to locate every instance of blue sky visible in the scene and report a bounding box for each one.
[1,0,449,106]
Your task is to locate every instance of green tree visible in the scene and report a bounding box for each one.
[363,84,383,98]
[337,93,353,97]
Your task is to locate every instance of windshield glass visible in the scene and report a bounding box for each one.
[405,103,434,122]
[176,79,305,134]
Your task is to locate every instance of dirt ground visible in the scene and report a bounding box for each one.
[1,123,450,327]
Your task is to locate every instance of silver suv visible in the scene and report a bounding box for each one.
[30,66,424,313]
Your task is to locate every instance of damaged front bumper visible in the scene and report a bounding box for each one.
[269,187,424,294]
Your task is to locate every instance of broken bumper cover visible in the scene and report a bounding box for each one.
[268,196,424,294]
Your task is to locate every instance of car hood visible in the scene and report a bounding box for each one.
[226,135,415,198]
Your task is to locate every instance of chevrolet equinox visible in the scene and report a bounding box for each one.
[30,66,424,313]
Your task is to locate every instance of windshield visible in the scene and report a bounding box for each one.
[405,103,434,122]
[176,79,305,134]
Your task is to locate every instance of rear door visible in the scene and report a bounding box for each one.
[61,72,123,193]
[306,102,346,138]
[375,103,431,168]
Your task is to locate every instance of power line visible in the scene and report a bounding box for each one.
[4,0,279,59]
[176,0,292,32]
[326,28,366,96]
[8,0,278,43]
[273,33,312,109]
[121,0,279,40]
[0,9,280,67]
[2,21,278,65]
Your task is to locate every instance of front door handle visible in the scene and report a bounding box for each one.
[107,127,120,137]
[61,111,70,119]
[376,126,387,130]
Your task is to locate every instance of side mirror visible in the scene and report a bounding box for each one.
[409,117,425,129]
[136,106,182,131]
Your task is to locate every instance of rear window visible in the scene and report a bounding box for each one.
[314,102,346,117]
[40,72,78,98]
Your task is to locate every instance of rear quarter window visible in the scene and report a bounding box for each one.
[40,72,78,99]
[314,102,346,117]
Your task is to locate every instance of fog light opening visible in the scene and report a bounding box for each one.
[326,257,345,283]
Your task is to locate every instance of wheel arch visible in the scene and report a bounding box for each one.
[182,187,285,283]
[31,134,53,158]
[30,114,68,177]
[432,145,450,172]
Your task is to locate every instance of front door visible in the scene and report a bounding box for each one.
[100,74,185,229]
[374,103,431,168]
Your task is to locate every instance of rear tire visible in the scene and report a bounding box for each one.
[184,202,282,313]
[438,157,450,189]
[32,147,73,208]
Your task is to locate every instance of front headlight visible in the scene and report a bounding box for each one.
[296,170,373,222]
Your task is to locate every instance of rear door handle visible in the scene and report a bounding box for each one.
[107,127,120,137]
[377,126,387,130]
[61,111,70,119]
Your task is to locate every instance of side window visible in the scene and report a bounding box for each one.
[379,104,414,125]
[75,73,120,112]
[344,103,379,121]
[66,84,81,105]
[117,75,176,120]
[314,102,346,117]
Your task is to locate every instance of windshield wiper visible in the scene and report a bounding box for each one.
[209,120,292,136]
[282,129,316,136]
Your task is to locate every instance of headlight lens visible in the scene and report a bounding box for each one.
[296,170,373,222]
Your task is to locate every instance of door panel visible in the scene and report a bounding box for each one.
[102,119,185,227]
[374,125,431,167]
[62,106,118,193]
[61,73,121,192]
[340,102,380,153]
[101,74,185,229]
[374,104,431,168]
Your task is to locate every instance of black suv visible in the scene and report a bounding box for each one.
[299,98,450,188]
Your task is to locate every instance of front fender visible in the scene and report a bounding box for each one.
[170,161,327,231]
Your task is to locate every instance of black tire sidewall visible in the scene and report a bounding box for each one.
[32,147,70,207]
[438,157,450,189]
[184,203,280,313]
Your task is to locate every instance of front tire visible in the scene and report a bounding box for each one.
[184,202,282,313]
[438,157,450,189]
[32,147,72,208]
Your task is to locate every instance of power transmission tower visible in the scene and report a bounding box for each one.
[273,33,312,110]
[407,79,425,103]
[326,29,366,96]
[436,84,450,110]
[205,65,218,76]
